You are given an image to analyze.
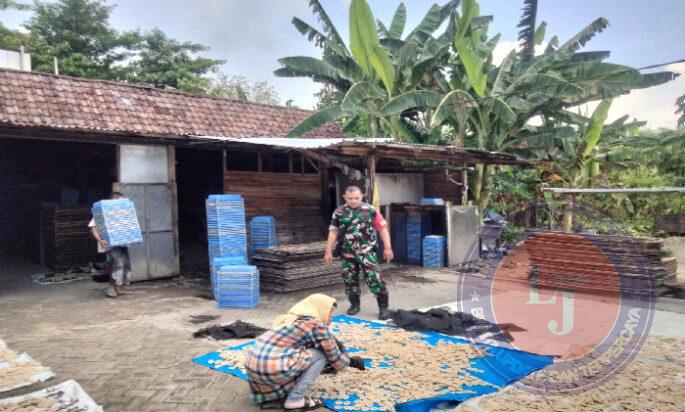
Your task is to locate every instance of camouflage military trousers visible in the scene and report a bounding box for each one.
[340,250,387,297]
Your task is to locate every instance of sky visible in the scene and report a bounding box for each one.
[1,0,684,128]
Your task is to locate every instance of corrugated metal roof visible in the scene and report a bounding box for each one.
[193,135,532,166]
[191,136,394,149]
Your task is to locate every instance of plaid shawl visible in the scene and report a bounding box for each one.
[244,317,349,402]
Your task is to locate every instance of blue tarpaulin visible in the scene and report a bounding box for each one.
[193,315,552,412]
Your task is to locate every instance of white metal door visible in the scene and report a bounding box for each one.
[116,144,179,281]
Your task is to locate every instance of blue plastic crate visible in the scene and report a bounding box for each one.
[407,212,431,264]
[214,265,259,287]
[213,264,260,308]
[91,199,143,247]
[215,294,259,309]
[420,198,445,206]
[423,235,446,267]
[249,216,277,257]
[207,194,243,202]
[210,256,248,293]
[206,194,248,261]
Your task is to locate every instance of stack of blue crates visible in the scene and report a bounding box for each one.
[210,256,246,296]
[423,235,446,267]
[214,264,260,308]
[206,194,248,262]
[407,212,431,264]
[250,216,277,258]
[206,194,258,308]
[91,199,143,247]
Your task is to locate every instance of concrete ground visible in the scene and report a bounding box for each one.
[0,258,459,411]
[1,257,683,411]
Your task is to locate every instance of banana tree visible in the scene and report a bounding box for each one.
[280,0,460,142]
[380,0,678,209]
[542,100,613,231]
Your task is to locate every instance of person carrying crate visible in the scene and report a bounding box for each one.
[89,191,131,298]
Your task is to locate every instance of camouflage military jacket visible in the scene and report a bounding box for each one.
[329,203,384,254]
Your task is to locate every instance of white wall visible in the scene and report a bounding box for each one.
[0,49,31,71]
[376,173,424,205]
[119,145,169,184]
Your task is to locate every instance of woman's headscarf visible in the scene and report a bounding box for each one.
[273,293,337,329]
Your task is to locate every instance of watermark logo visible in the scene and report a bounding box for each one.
[457,202,656,394]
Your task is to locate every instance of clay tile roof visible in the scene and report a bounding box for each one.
[0,68,344,139]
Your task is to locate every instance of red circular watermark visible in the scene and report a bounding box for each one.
[457,202,656,395]
[490,233,622,360]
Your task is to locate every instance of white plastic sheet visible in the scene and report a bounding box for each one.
[0,339,55,394]
[0,380,103,412]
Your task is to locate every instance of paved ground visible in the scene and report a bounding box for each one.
[0,259,459,411]
[1,257,683,411]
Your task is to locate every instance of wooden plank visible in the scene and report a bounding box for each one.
[297,149,363,179]
[543,187,685,194]
[167,145,180,273]
[224,170,324,245]
[367,153,377,206]
[496,231,677,295]
[321,167,331,236]
[461,169,469,205]
[41,206,96,269]
[423,170,461,205]
[304,155,320,173]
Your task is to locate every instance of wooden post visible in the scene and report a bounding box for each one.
[321,167,331,238]
[116,144,122,182]
[167,145,180,274]
[288,153,293,174]
[461,168,469,206]
[571,194,577,229]
[367,153,377,206]
[384,204,391,234]
[257,152,262,173]
[549,194,556,230]
[222,150,228,193]
[444,201,452,266]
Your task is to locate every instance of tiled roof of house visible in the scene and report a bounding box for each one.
[0,68,344,138]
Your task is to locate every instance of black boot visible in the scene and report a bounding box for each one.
[346,294,361,316]
[376,293,390,320]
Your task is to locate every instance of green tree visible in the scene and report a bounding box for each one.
[23,0,138,79]
[124,28,224,92]
[677,94,685,129]
[0,0,29,10]
[208,74,280,105]
[314,83,344,109]
[0,0,29,50]
[0,25,27,51]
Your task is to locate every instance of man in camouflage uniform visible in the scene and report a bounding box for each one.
[324,186,394,320]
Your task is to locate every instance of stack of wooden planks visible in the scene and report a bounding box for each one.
[498,231,677,296]
[252,241,341,292]
[225,171,324,245]
[655,214,685,235]
[41,206,96,269]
